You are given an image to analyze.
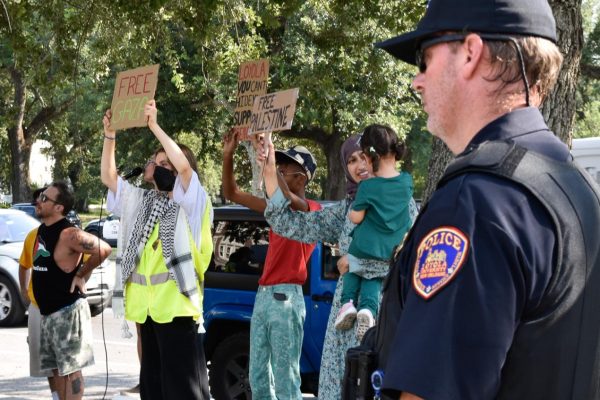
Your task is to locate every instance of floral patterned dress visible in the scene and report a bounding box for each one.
[265,189,418,399]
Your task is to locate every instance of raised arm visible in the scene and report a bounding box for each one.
[263,138,279,198]
[101,110,118,193]
[265,189,347,244]
[222,130,267,213]
[260,139,309,211]
[144,100,193,191]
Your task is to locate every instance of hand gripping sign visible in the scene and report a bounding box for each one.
[247,87,300,187]
[110,64,160,130]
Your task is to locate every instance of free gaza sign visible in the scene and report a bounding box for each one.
[110,64,160,130]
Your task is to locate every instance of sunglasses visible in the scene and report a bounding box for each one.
[416,32,521,74]
[278,168,306,178]
[415,33,468,73]
[39,193,62,205]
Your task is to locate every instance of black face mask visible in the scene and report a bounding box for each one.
[153,165,176,192]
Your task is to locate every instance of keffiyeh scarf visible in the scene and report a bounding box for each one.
[113,188,200,333]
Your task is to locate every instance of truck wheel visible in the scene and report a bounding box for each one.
[89,304,104,317]
[209,332,252,400]
[0,275,26,327]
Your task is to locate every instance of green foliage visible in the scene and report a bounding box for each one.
[275,0,424,137]
[1,0,432,204]
[575,5,600,139]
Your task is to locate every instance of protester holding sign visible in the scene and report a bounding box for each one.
[222,130,321,399]
[101,100,213,400]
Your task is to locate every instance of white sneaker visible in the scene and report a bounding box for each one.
[335,300,357,330]
[356,309,375,341]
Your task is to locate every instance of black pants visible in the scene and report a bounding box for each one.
[140,316,210,400]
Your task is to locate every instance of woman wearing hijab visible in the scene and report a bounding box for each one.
[262,134,418,400]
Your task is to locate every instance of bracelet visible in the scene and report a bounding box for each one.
[104,134,116,140]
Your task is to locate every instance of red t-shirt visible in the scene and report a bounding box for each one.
[259,199,322,286]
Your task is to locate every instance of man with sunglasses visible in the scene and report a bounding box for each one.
[18,187,60,400]
[30,182,112,400]
[368,0,600,399]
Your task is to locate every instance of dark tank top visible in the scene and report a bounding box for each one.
[32,218,83,315]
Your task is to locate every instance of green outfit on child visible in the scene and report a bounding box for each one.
[348,172,414,262]
[338,172,413,338]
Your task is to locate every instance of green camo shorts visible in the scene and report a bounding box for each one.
[249,284,305,400]
[40,298,94,376]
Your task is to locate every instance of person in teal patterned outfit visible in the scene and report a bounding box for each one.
[263,134,418,400]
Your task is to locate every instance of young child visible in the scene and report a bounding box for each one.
[335,124,414,340]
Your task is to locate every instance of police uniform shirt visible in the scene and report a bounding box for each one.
[381,107,571,399]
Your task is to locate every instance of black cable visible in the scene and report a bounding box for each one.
[507,38,531,107]
[97,190,109,400]
[96,170,141,398]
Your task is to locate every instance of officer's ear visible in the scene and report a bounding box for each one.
[461,33,485,80]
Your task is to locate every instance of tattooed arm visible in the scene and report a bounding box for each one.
[57,227,112,294]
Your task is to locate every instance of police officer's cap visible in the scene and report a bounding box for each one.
[376,0,557,65]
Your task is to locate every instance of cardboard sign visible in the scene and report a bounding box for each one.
[110,64,160,130]
[247,88,299,135]
[233,59,269,140]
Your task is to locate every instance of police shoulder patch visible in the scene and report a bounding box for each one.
[413,226,469,300]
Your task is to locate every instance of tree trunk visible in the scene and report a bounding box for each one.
[321,133,345,200]
[421,1,583,203]
[68,159,88,212]
[241,140,265,198]
[6,61,75,203]
[543,0,584,145]
[7,67,31,203]
[422,138,452,203]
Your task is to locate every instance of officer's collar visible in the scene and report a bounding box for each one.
[464,107,549,153]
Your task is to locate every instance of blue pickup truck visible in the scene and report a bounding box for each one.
[202,205,340,399]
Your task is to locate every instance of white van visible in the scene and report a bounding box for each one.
[571,137,600,186]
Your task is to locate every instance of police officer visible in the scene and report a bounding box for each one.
[371,0,600,399]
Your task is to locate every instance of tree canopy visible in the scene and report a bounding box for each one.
[1,0,597,207]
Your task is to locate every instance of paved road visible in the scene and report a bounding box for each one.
[0,308,140,400]
[0,309,317,399]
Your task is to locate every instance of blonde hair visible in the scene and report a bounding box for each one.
[485,36,563,102]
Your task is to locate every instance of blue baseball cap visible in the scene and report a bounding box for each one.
[375,0,557,65]
[275,146,317,182]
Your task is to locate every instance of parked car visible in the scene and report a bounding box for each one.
[84,214,119,247]
[0,209,114,326]
[572,137,600,186]
[11,202,82,228]
[202,205,339,399]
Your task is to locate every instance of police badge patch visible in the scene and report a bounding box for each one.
[413,226,469,299]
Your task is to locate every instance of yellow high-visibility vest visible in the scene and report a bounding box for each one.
[125,202,213,323]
